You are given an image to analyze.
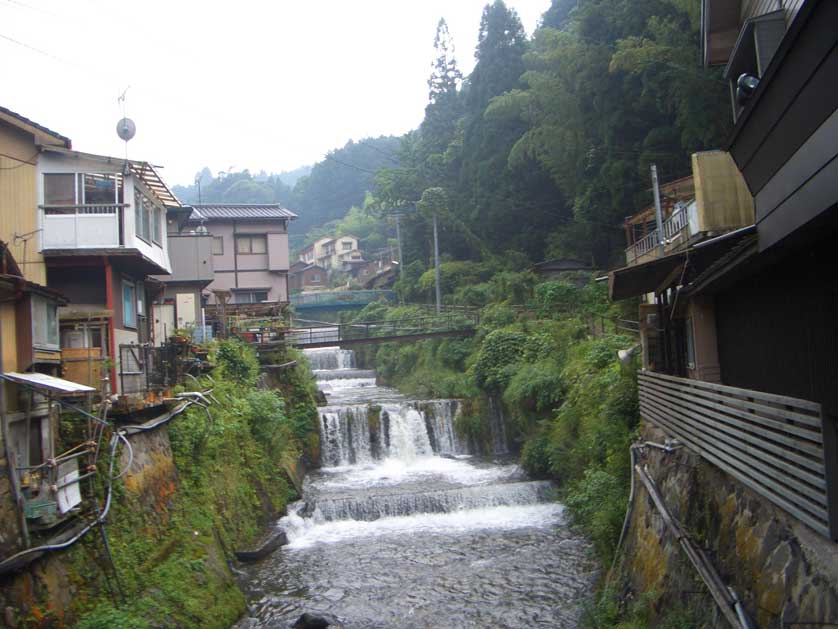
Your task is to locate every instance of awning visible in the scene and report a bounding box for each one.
[609,225,755,300]
[0,372,95,395]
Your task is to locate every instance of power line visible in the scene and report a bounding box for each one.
[323,154,379,175]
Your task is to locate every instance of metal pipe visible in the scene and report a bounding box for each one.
[651,164,665,258]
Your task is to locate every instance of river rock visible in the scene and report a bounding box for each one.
[234,529,288,562]
[292,612,339,628]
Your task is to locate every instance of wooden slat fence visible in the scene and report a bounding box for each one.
[638,371,834,539]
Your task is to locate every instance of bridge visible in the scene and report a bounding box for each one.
[290,289,396,312]
[279,312,480,349]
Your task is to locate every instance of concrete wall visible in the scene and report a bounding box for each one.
[622,422,838,627]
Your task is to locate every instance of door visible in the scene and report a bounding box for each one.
[176,292,197,328]
[153,303,175,345]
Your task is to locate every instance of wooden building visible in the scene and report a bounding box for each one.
[610,0,838,540]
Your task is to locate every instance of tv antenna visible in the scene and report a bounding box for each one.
[116,86,136,165]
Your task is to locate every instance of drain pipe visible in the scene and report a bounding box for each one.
[635,464,752,629]
[608,439,682,583]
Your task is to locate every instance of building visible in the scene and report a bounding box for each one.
[288,260,327,293]
[530,258,594,281]
[149,207,214,343]
[190,204,296,306]
[609,0,837,542]
[36,147,179,395]
[299,234,361,271]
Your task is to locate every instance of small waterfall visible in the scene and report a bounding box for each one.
[308,481,555,522]
[304,347,355,370]
[487,396,510,455]
[413,400,467,456]
[381,404,434,461]
[313,368,376,380]
[319,405,373,466]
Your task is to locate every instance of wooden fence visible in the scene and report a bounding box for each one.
[638,370,836,539]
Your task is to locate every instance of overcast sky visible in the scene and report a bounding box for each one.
[1,0,550,186]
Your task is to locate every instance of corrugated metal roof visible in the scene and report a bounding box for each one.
[190,204,298,221]
[1,372,95,394]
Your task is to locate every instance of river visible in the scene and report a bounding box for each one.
[235,347,597,628]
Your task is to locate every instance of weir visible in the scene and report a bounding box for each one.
[234,346,596,628]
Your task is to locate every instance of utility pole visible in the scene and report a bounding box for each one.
[394,211,404,281]
[651,164,665,258]
[433,211,441,314]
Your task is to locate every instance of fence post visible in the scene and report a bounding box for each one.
[823,413,838,541]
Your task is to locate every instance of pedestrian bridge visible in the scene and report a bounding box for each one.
[290,290,396,312]
[279,312,479,349]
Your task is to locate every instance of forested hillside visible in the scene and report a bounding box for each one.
[375,0,730,269]
[173,136,401,236]
[175,0,728,270]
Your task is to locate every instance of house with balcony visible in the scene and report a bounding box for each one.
[609,0,838,553]
[148,206,213,344]
[36,146,179,396]
[189,204,296,306]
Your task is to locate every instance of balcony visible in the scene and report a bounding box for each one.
[638,370,837,539]
[41,204,125,250]
[625,203,693,265]
[624,152,755,267]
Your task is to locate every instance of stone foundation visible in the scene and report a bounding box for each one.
[621,422,838,627]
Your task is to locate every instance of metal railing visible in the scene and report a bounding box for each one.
[638,370,836,539]
[42,203,124,215]
[284,312,479,348]
[625,207,690,264]
[118,343,183,396]
[290,289,396,308]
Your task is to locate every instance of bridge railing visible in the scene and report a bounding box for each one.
[285,311,480,347]
[291,290,396,308]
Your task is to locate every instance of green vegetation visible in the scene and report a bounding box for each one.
[61,339,319,628]
[351,272,639,569]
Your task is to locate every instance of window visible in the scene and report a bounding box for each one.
[311,274,320,283]
[342,241,352,251]
[123,281,136,327]
[153,207,162,243]
[82,174,117,205]
[134,190,161,243]
[31,295,59,350]
[236,235,267,254]
[212,237,224,255]
[44,173,121,209]
[685,317,696,370]
[44,174,76,206]
[234,290,268,304]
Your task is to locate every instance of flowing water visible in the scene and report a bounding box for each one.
[236,347,597,628]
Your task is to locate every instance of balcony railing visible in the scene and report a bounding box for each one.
[41,204,125,250]
[638,370,836,539]
[625,205,690,265]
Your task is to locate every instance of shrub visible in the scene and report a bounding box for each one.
[215,338,259,386]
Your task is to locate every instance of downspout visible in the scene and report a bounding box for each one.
[103,258,117,396]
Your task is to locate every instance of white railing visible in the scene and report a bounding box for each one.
[625,206,690,264]
[41,204,125,249]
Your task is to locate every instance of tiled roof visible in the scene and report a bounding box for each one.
[0,105,71,147]
[190,204,297,221]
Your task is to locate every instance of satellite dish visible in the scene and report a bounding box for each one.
[116,117,136,142]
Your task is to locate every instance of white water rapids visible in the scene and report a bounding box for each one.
[235,347,597,628]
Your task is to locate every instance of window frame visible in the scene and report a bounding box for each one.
[31,295,60,351]
[212,236,224,255]
[235,234,267,255]
[122,280,137,328]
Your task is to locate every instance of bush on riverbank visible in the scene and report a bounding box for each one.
[63,340,320,628]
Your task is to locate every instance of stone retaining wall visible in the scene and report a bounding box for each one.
[621,422,838,627]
